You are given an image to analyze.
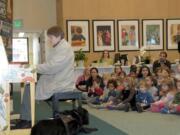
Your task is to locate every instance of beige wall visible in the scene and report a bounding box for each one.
[57,0,180,65]
[13,0,57,32]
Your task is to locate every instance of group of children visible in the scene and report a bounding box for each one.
[76,64,180,114]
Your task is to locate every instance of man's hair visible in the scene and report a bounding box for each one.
[159,51,167,57]
[47,26,64,38]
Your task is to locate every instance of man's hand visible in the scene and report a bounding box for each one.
[20,64,30,68]
[31,68,37,73]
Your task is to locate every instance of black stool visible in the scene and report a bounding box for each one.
[47,90,82,117]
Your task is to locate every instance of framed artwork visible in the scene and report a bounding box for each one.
[166,19,180,50]
[66,20,90,52]
[92,20,115,52]
[117,19,139,51]
[142,19,164,50]
[12,37,29,64]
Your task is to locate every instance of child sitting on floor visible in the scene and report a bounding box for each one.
[106,77,136,112]
[116,77,125,91]
[145,76,159,101]
[161,79,180,114]
[150,79,176,113]
[87,78,104,104]
[88,79,119,109]
[102,73,111,88]
[136,80,154,113]
[100,79,119,103]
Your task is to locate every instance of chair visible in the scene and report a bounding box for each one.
[47,90,82,117]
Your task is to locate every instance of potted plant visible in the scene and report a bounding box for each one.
[138,46,152,65]
[75,49,87,67]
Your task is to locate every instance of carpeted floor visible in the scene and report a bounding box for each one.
[12,91,180,135]
[85,106,180,135]
[12,92,127,135]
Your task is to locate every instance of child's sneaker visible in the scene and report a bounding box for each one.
[106,105,115,110]
[106,105,119,110]
[160,107,169,114]
[136,103,143,113]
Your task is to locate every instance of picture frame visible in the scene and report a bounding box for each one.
[142,19,164,50]
[117,19,139,51]
[166,19,180,50]
[66,20,90,52]
[12,37,29,64]
[92,20,115,52]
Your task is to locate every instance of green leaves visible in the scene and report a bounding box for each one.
[75,49,87,61]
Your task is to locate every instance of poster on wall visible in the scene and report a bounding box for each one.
[117,19,139,51]
[12,37,29,64]
[92,20,115,52]
[142,19,164,50]
[67,20,90,52]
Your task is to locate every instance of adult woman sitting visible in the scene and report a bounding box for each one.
[99,50,113,66]
[75,67,90,92]
[86,67,105,98]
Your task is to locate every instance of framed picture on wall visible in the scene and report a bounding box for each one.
[12,37,29,64]
[166,19,180,50]
[92,20,115,52]
[117,19,139,51]
[66,20,90,52]
[142,19,164,50]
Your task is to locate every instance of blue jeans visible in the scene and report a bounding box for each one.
[20,84,31,121]
[20,84,66,119]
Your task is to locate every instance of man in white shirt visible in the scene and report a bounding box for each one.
[15,26,75,129]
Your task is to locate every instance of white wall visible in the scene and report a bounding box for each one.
[13,0,57,32]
